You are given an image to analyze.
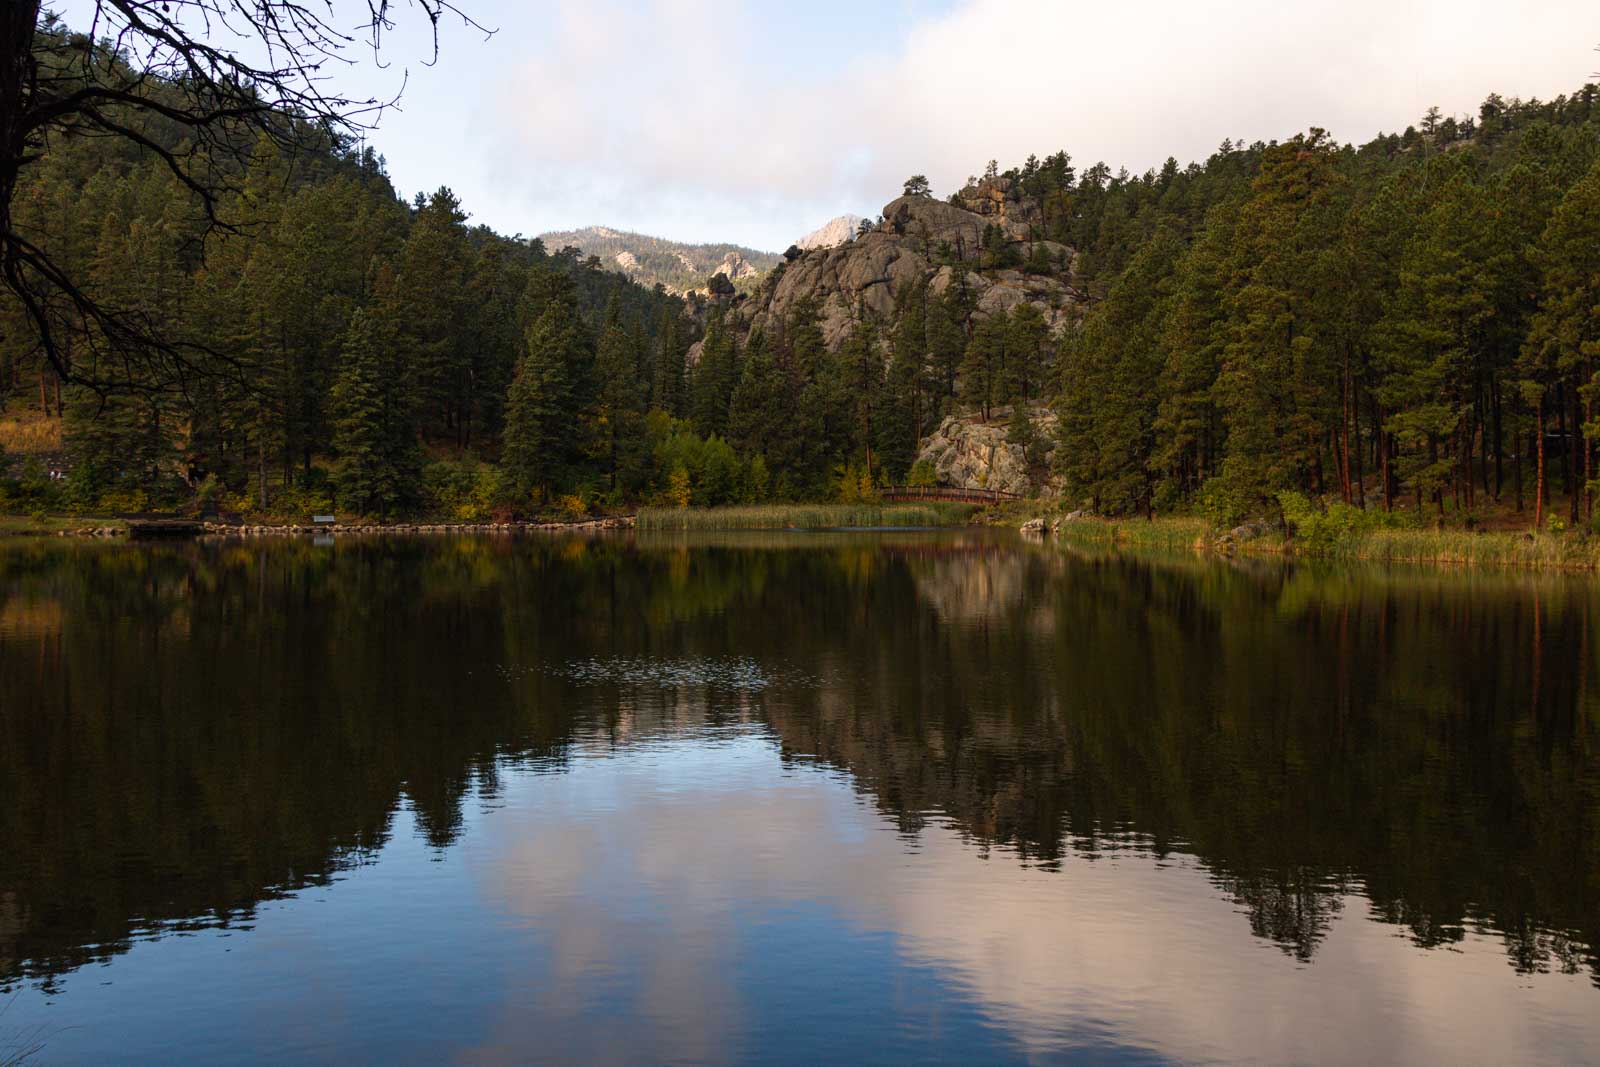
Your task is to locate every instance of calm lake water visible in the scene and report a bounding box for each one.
[2,530,1598,1064]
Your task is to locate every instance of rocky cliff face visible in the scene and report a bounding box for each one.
[727,178,1083,350]
[794,214,865,251]
[711,250,759,280]
[915,409,1059,497]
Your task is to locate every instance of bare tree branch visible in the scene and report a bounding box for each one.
[0,1,491,391]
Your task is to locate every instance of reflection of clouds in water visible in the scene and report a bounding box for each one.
[465,739,1600,1066]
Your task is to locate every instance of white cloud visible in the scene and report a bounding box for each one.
[463,732,1600,1064]
[477,0,1597,248]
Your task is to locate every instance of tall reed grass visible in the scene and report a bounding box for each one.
[1053,517,1211,553]
[1329,527,1600,570]
[0,414,62,456]
[636,503,975,531]
[1056,515,1600,571]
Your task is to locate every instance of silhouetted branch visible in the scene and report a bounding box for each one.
[0,1,491,391]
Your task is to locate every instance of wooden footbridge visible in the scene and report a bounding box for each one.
[877,485,1021,505]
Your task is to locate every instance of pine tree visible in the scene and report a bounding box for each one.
[890,279,930,417]
[390,187,471,443]
[593,317,647,495]
[1007,402,1038,475]
[690,309,740,437]
[464,240,525,444]
[960,314,1006,421]
[785,295,829,380]
[1054,225,1182,515]
[1209,131,1345,519]
[330,308,420,517]
[1152,200,1234,498]
[928,280,971,404]
[840,312,884,474]
[727,331,795,465]
[653,307,686,416]
[1377,163,1498,516]
[502,300,580,504]
[1526,159,1600,520]
[1004,303,1050,403]
[877,337,922,481]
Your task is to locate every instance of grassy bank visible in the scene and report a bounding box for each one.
[636,503,976,531]
[1307,526,1600,569]
[0,514,125,537]
[1052,515,1600,571]
[1050,516,1211,553]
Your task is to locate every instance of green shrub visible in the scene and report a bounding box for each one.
[195,474,224,512]
[1277,490,1417,553]
[423,459,498,521]
[97,487,149,514]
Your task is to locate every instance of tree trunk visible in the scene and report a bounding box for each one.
[258,437,269,512]
[1492,374,1503,501]
[1586,389,1594,524]
[1559,384,1574,506]
[1340,352,1353,504]
[1376,422,1388,511]
[1353,385,1365,509]
[1572,384,1583,525]
[1535,400,1546,531]
[1515,423,1524,513]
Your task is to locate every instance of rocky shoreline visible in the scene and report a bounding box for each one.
[61,516,637,539]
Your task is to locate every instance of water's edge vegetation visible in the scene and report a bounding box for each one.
[636,503,976,530]
[14,498,1600,574]
[1050,513,1600,570]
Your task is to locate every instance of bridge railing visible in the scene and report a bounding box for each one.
[877,485,1021,504]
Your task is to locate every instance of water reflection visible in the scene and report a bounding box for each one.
[0,532,1597,1062]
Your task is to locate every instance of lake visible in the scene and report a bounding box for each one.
[1,530,1597,1064]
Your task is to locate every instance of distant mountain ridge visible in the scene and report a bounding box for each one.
[538,226,782,293]
[794,214,865,251]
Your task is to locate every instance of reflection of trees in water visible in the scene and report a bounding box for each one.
[762,548,1600,978]
[0,537,1596,991]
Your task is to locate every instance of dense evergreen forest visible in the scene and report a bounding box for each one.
[1049,91,1600,529]
[5,11,1600,526]
[0,22,711,519]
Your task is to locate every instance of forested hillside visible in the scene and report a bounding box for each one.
[1051,92,1600,528]
[537,226,781,294]
[6,9,1600,526]
[709,88,1600,529]
[0,20,699,519]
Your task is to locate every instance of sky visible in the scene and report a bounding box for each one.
[63,0,1600,250]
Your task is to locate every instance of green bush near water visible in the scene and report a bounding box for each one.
[636,503,976,531]
[1276,490,1418,552]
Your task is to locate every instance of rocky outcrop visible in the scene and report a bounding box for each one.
[731,181,1082,351]
[711,250,758,281]
[538,226,781,293]
[915,411,1058,497]
[794,214,864,251]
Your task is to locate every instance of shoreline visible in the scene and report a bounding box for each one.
[14,507,1600,574]
[0,515,638,539]
[1046,515,1600,573]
